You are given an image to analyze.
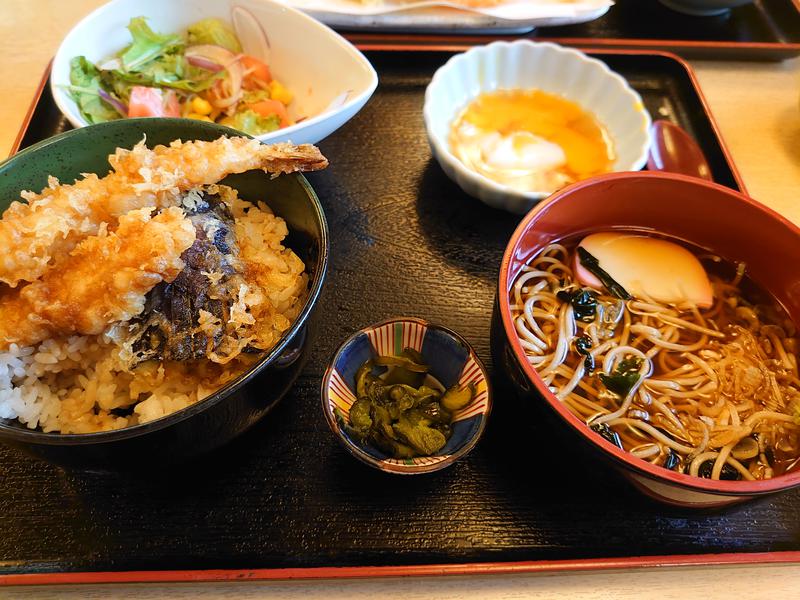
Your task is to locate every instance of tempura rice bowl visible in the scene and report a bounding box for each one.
[0,119,328,469]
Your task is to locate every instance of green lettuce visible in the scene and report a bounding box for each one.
[120,17,183,71]
[103,54,218,100]
[187,18,242,53]
[242,89,271,104]
[219,110,280,135]
[68,56,120,124]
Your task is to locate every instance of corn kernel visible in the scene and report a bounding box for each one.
[269,80,293,105]
[188,113,213,122]
[190,96,213,115]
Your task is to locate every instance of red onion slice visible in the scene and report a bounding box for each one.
[185,45,243,109]
[185,45,237,68]
[97,89,128,117]
[186,55,225,72]
[232,6,271,65]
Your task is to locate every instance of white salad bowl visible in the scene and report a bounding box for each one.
[51,0,378,145]
[423,41,652,214]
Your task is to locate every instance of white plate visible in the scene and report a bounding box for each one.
[51,0,378,145]
[281,0,613,33]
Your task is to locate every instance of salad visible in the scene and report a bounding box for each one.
[68,17,294,136]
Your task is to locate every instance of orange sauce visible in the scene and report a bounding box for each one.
[449,89,615,192]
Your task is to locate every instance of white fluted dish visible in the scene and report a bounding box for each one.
[423,41,652,214]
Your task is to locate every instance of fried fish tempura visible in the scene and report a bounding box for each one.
[0,137,327,287]
[0,207,196,350]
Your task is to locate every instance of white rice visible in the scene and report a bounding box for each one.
[0,191,307,434]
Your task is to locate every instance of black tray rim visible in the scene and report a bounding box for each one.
[2,48,767,585]
[341,0,800,61]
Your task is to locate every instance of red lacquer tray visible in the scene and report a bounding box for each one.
[1,49,797,587]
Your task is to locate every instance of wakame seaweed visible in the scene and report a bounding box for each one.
[574,335,595,373]
[577,247,632,300]
[557,288,598,323]
[599,357,643,398]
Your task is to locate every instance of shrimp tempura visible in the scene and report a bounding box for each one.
[0,137,327,287]
[0,207,196,350]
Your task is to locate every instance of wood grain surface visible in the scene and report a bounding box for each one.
[1,0,800,598]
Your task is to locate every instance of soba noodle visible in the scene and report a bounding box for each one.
[511,241,800,481]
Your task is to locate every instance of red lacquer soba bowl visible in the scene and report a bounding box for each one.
[494,171,800,507]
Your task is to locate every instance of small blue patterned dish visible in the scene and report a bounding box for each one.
[322,317,491,474]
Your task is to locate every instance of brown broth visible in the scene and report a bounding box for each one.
[511,232,800,481]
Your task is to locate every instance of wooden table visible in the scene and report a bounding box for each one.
[1,1,799,597]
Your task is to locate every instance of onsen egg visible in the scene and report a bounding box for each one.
[574,233,714,308]
[479,131,567,172]
[447,89,616,194]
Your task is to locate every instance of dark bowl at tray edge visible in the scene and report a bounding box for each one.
[0,118,330,469]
